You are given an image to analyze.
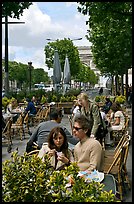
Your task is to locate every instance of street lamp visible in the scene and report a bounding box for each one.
[28,62,32,92]
[46,37,82,41]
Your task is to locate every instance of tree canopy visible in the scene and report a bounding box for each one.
[2,2,32,19]
[44,38,81,78]
[77,2,132,77]
[2,60,50,89]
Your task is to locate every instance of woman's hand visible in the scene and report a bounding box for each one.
[48,149,56,157]
[57,154,70,164]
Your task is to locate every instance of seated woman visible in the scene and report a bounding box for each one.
[38,126,74,170]
[107,102,125,132]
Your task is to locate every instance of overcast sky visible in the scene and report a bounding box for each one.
[2,2,91,76]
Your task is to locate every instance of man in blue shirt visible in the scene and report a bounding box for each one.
[25,97,37,116]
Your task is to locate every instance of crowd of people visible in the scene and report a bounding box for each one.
[2,91,127,175]
[24,92,127,174]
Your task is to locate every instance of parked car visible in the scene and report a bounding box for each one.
[34,83,45,90]
[44,85,54,92]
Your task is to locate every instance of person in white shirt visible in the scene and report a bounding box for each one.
[72,100,82,118]
[108,102,125,132]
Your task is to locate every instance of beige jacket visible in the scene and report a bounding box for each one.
[38,143,74,170]
[80,101,101,136]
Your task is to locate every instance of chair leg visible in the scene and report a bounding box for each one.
[19,128,23,141]
[117,172,123,201]
[122,166,131,189]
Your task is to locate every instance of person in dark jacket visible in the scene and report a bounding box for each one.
[26,108,79,152]
[25,97,37,116]
[103,97,112,114]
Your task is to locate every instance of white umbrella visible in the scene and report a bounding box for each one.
[53,50,62,91]
[63,55,71,94]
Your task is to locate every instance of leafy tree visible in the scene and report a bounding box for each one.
[3,60,51,90]
[45,38,81,77]
[77,2,132,77]
[2,2,32,19]
[76,64,98,86]
[32,68,51,85]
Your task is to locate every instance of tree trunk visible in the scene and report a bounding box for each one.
[121,74,124,95]
[125,69,128,102]
[111,75,114,95]
[115,75,118,95]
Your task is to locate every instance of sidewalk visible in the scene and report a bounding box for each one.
[2,110,132,202]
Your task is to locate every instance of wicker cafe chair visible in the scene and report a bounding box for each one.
[112,116,129,145]
[26,149,40,156]
[23,111,32,136]
[11,112,25,141]
[2,117,13,152]
[40,107,50,122]
[102,139,130,201]
[32,108,42,126]
[68,115,73,134]
[104,133,129,158]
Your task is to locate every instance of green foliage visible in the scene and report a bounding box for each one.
[77,2,132,77]
[32,68,50,85]
[2,151,53,202]
[2,97,10,110]
[2,152,117,202]
[95,96,101,102]
[95,95,106,103]
[45,38,81,77]
[51,94,58,102]
[115,95,126,104]
[65,88,81,97]
[76,64,99,85]
[2,60,50,92]
[41,95,47,104]
[2,2,32,19]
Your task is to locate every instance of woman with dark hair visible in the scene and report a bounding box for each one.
[38,126,74,170]
[107,102,125,132]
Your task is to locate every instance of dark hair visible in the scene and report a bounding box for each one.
[110,102,122,112]
[48,126,69,158]
[73,114,92,137]
[49,108,62,120]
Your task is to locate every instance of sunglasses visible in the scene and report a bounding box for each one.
[73,126,83,131]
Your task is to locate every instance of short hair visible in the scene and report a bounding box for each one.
[73,114,92,137]
[49,108,62,120]
[110,102,121,112]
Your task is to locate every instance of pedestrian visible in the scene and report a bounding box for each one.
[99,87,103,95]
[26,108,79,152]
[77,92,101,139]
[73,114,103,172]
[38,126,74,170]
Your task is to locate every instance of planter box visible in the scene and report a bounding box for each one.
[58,102,73,114]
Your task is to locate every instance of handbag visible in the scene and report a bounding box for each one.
[90,103,108,141]
[95,112,108,141]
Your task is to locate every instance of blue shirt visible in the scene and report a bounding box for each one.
[26,101,36,115]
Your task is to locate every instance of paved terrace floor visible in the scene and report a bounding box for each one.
[2,108,132,202]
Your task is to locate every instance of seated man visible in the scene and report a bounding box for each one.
[73,114,103,172]
[26,108,79,152]
[25,97,37,116]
